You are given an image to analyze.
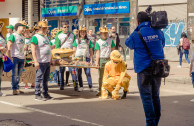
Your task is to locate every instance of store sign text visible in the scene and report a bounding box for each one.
[42,6,77,17]
[83,2,130,15]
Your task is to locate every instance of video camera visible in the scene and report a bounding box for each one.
[145,5,168,29]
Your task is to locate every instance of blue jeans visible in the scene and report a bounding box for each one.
[12,57,24,90]
[53,69,58,82]
[192,73,194,88]
[76,58,92,88]
[137,68,161,126]
[180,50,190,65]
[59,67,78,88]
[35,62,50,96]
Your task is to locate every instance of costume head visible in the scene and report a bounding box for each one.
[110,50,122,67]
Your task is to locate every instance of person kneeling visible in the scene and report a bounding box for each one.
[100,50,131,100]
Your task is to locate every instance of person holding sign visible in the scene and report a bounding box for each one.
[95,26,115,96]
[72,26,94,92]
[55,22,78,91]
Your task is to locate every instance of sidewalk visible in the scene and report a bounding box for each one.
[125,59,192,85]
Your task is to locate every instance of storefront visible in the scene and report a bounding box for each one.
[0,0,22,37]
[83,1,130,47]
[42,5,79,32]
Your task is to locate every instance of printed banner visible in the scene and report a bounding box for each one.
[83,2,130,15]
[42,6,77,17]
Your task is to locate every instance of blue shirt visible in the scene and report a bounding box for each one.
[125,22,165,73]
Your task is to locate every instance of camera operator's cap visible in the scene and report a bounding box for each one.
[99,26,108,33]
[37,20,51,28]
[110,50,122,62]
[79,25,87,31]
[6,25,14,30]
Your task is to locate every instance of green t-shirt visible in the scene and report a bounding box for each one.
[8,34,15,43]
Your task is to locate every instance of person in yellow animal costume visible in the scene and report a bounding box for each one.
[100,50,131,100]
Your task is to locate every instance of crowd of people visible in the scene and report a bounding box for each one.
[0,19,124,99]
[0,11,193,126]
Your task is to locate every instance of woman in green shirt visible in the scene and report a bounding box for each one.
[73,26,94,92]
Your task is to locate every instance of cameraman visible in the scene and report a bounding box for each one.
[125,12,165,126]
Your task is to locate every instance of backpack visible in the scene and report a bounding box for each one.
[182,38,190,50]
[150,11,168,29]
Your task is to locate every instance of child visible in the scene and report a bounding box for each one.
[95,26,115,96]
[73,26,94,92]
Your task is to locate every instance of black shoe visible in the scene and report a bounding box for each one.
[43,94,53,100]
[60,87,64,90]
[108,92,112,97]
[74,87,78,91]
[96,92,101,96]
[35,95,46,101]
[121,91,128,99]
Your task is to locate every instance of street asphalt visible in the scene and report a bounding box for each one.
[0,61,194,126]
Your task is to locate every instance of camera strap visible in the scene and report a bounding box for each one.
[137,31,154,60]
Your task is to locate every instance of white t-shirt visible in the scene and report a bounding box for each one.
[73,39,94,58]
[25,38,31,45]
[31,34,52,63]
[57,32,75,49]
[9,33,25,59]
[0,36,6,58]
[95,38,115,58]
[6,33,11,41]
[51,39,55,45]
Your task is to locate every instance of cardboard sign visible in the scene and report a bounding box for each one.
[2,66,55,84]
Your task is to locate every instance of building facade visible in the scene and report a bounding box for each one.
[139,0,188,61]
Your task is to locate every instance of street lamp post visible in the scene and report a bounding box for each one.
[129,0,138,60]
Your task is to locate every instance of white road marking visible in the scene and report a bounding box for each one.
[0,100,103,126]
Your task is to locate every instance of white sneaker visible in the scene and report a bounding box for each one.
[190,99,194,102]
[89,88,94,92]
[78,87,84,92]
[177,65,182,68]
[0,92,6,97]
